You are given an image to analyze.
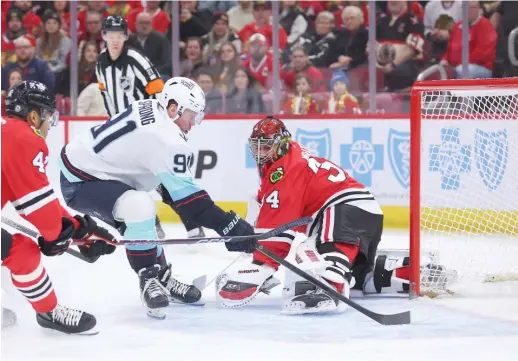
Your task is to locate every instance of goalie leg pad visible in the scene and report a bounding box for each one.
[363,254,410,294]
[216,261,278,308]
[113,190,164,273]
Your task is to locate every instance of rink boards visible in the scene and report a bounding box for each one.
[49,115,518,233]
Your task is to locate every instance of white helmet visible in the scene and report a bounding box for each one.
[158,77,206,124]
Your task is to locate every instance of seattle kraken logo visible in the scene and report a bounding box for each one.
[474,129,508,191]
[388,129,410,189]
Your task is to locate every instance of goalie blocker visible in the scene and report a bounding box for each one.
[216,116,417,314]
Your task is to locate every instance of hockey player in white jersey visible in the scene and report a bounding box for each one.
[59,77,257,319]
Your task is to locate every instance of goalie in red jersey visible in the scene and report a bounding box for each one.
[216,116,413,314]
[1,81,116,334]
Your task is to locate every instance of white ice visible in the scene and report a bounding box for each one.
[2,223,518,361]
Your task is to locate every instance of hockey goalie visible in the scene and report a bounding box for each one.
[217,116,422,314]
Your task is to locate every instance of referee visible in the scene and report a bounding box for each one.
[96,15,205,238]
[96,15,164,116]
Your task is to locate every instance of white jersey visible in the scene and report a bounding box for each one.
[60,99,201,201]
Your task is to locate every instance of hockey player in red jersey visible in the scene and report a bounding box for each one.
[216,116,412,314]
[1,81,117,334]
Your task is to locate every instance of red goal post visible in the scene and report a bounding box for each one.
[409,77,518,298]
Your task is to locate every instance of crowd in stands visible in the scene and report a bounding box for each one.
[1,0,517,116]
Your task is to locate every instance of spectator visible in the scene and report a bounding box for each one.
[77,82,108,116]
[329,6,368,70]
[127,0,170,35]
[282,46,325,92]
[201,12,241,64]
[227,0,254,32]
[197,70,223,114]
[128,12,172,78]
[491,1,518,77]
[238,1,288,53]
[77,11,105,56]
[180,37,205,78]
[77,1,110,36]
[12,0,42,37]
[51,1,71,34]
[376,0,425,90]
[241,33,272,88]
[176,1,212,41]
[106,0,137,17]
[35,10,71,74]
[57,40,99,97]
[2,35,55,93]
[441,1,497,79]
[1,68,23,115]
[287,10,336,67]
[298,1,324,25]
[423,1,462,62]
[324,70,360,114]
[1,8,27,67]
[198,1,237,13]
[212,42,240,93]
[334,1,371,28]
[280,0,308,46]
[283,74,320,115]
[225,66,265,114]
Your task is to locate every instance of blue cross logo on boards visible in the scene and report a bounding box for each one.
[340,128,384,187]
[429,128,471,190]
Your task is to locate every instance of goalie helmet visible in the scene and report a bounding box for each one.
[5,81,58,127]
[249,116,292,173]
[158,77,206,124]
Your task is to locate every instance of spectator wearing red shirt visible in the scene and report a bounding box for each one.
[11,0,42,37]
[282,46,325,92]
[441,1,496,79]
[324,70,361,114]
[238,1,288,53]
[283,74,320,115]
[241,33,273,88]
[77,1,110,36]
[126,0,170,35]
[2,8,27,67]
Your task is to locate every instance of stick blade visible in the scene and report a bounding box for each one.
[375,310,411,326]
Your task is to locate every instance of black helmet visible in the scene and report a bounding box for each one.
[102,15,128,35]
[5,81,58,127]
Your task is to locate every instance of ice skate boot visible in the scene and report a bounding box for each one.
[139,265,169,319]
[36,304,98,335]
[159,263,203,305]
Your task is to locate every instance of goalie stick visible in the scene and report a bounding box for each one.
[66,217,313,247]
[1,216,95,264]
[255,245,412,326]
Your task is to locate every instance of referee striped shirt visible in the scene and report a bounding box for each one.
[95,47,165,117]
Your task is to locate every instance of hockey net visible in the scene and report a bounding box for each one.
[410,78,518,297]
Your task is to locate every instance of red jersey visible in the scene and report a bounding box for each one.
[238,22,288,53]
[282,95,320,115]
[255,142,375,235]
[442,16,497,70]
[1,118,78,241]
[281,65,326,92]
[241,53,273,88]
[126,8,171,34]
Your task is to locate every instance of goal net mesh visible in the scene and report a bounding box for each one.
[419,88,518,295]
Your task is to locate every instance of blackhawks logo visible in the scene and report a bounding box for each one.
[269,167,284,184]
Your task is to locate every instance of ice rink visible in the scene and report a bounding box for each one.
[2,223,518,361]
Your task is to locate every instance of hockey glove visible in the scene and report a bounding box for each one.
[38,217,75,257]
[73,215,117,262]
[215,211,257,253]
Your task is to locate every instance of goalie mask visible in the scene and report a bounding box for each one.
[249,116,291,173]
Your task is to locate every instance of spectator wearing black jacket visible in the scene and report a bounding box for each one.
[225,66,265,114]
[128,12,172,78]
[329,6,368,70]
[280,1,308,46]
[284,10,336,67]
[171,1,213,41]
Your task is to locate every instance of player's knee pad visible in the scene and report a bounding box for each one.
[3,234,41,276]
[113,190,157,242]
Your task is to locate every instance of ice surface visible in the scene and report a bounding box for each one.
[2,224,518,361]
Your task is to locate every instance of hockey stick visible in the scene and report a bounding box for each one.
[255,245,412,326]
[1,217,95,264]
[68,217,313,247]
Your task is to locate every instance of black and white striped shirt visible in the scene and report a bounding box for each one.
[95,47,165,117]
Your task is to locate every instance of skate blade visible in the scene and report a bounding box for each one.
[169,297,206,307]
[76,327,100,336]
[146,308,166,320]
[281,300,338,315]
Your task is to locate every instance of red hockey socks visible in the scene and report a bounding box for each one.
[2,234,57,313]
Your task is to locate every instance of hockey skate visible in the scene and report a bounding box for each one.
[282,279,350,315]
[139,265,170,319]
[159,263,203,306]
[36,304,98,335]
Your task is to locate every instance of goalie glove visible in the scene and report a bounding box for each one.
[73,215,117,262]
